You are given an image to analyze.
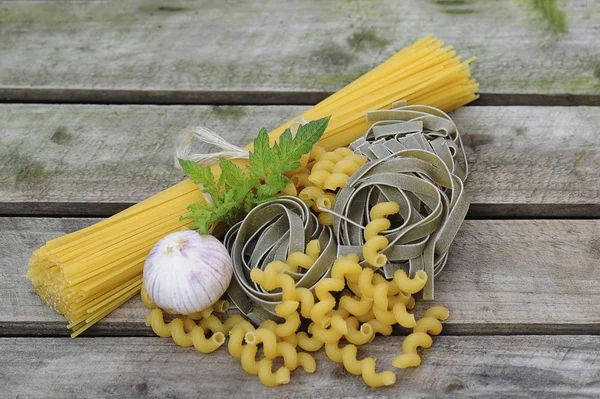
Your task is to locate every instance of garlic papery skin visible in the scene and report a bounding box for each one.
[143,231,233,315]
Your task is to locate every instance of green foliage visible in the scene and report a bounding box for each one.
[179,116,330,234]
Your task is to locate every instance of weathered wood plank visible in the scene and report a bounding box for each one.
[2,218,599,336]
[1,105,600,217]
[2,336,599,398]
[0,0,598,102]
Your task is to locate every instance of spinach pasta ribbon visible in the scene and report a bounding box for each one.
[225,196,337,324]
[335,103,470,299]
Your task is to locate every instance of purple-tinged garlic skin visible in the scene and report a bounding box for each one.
[143,231,233,315]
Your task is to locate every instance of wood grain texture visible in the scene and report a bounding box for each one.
[2,336,599,398]
[0,0,598,100]
[1,105,600,217]
[2,218,599,336]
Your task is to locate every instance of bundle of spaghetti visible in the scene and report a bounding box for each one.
[27,35,478,337]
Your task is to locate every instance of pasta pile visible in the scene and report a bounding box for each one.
[144,227,449,387]
[27,35,477,337]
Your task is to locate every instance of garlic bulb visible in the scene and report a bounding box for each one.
[143,231,233,315]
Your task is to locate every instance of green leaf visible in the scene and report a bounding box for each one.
[178,158,223,206]
[184,201,217,234]
[248,128,271,179]
[257,174,289,200]
[218,158,247,189]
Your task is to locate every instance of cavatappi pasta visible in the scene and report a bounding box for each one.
[143,245,450,387]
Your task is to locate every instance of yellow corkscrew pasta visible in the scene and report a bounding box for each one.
[297,331,325,352]
[360,357,397,388]
[257,359,291,387]
[413,316,443,336]
[275,311,301,337]
[392,332,433,369]
[228,321,255,359]
[340,295,373,316]
[364,218,391,241]
[325,343,396,387]
[245,328,278,359]
[345,317,375,345]
[369,201,401,220]
[363,235,389,268]
[366,318,393,336]
[198,314,246,334]
[323,173,350,190]
[373,283,389,311]
[424,305,450,321]
[330,254,362,282]
[394,270,428,294]
[332,147,354,157]
[145,309,225,353]
[309,322,343,344]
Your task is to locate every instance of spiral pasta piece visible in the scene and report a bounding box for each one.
[228,321,255,359]
[309,322,343,344]
[333,147,354,157]
[240,343,260,375]
[340,295,373,316]
[145,309,225,353]
[297,331,324,352]
[372,273,401,296]
[357,268,377,298]
[312,160,336,173]
[392,332,433,369]
[257,359,291,387]
[279,182,297,196]
[364,218,391,241]
[366,318,393,336]
[282,332,298,348]
[394,270,428,294]
[363,235,389,267]
[330,254,362,282]
[424,305,450,321]
[361,357,397,387]
[332,158,361,175]
[325,343,396,387]
[324,173,350,190]
[245,328,278,358]
[275,311,301,337]
[413,316,443,336]
[198,314,246,335]
[369,201,400,219]
[345,317,375,345]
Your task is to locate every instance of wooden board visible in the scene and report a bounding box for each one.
[2,217,599,336]
[1,105,600,217]
[2,336,599,397]
[0,0,599,103]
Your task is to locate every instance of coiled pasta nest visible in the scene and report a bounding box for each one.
[333,104,469,299]
[224,196,337,324]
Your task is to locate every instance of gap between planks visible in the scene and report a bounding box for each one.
[1,321,600,339]
[3,202,600,219]
[1,89,599,106]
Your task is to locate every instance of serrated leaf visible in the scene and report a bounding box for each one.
[218,158,247,188]
[178,158,223,206]
[248,128,271,179]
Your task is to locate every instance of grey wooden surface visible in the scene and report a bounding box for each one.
[3,336,600,398]
[0,0,599,397]
[0,0,599,104]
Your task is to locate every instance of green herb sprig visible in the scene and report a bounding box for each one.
[179,116,330,234]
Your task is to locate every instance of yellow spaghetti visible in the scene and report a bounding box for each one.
[27,35,478,337]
